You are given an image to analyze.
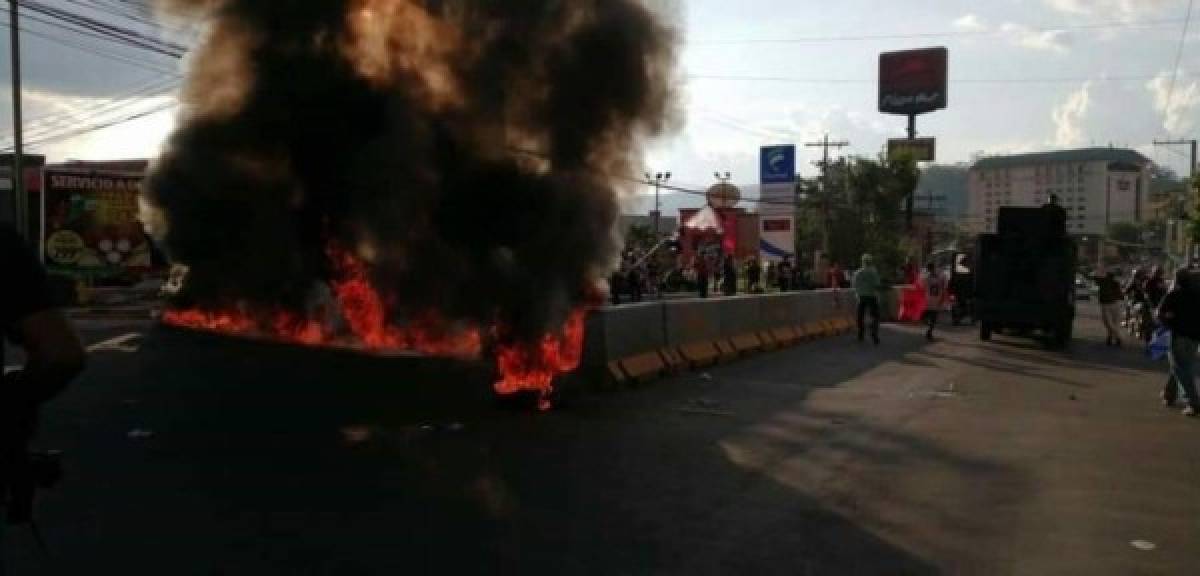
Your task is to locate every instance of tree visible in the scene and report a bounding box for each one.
[821,154,918,280]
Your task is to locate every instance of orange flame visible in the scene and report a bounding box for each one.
[493,309,587,411]
[162,244,586,409]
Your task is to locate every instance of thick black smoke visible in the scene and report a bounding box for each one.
[145,0,675,342]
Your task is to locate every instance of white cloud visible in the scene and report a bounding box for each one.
[1043,0,1173,19]
[1052,82,1091,147]
[952,13,987,32]
[1000,22,1071,53]
[1147,71,1200,134]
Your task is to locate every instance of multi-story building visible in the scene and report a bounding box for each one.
[966,148,1151,236]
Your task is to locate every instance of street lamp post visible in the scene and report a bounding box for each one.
[645,171,671,238]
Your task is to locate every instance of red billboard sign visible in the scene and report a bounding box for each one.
[879,47,948,116]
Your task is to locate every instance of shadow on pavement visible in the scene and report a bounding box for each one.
[8,324,955,575]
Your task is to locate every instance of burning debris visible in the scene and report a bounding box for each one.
[143,0,676,405]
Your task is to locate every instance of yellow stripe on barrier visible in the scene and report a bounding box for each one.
[658,347,686,373]
[804,321,826,338]
[771,326,799,346]
[714,340,739,362]
[731,333,763,354]
[619,352,666,384]
[756,330,778,351]
[678,342,720,368]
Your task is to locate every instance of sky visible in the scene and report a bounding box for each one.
[1,0,1198,215]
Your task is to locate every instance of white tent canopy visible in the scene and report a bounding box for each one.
[682,205,723,234]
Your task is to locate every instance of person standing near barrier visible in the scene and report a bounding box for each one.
[921,262,948,342]
[778,256,794,292]
[1094,269,1124,347]
[695,254,710,299]
[1157,268,1200,417]
[853,254,882,345]
[721,254,737,296]
[745,257,762,294]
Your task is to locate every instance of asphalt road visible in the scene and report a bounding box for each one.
[3,304,1197,575]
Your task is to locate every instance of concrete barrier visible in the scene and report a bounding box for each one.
[581,287,901,378]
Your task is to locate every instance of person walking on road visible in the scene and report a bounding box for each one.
[695,254,710,299]
[1157,268,1200,417]
[921,262,948,342]
[1095,269,1124,347]
[853,254,882,345]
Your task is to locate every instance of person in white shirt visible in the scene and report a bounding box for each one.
[921,262,948,342]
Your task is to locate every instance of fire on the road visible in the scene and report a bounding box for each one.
[163,245,586,408]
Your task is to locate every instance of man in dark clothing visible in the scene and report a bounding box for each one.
[1157,268,1200,417]
[745,258,762,293]
[1145,266,1168,309]
[777,257,793,292]
[1094,269,1124,347]
[2,224,86,538]
[695,254,710,299]
[721,255,737,296]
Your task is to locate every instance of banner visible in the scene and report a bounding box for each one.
[879,47,948,116]
[42,168,152,279]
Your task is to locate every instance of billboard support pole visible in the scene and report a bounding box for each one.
[9,0,25,239]
[905,114,917,231]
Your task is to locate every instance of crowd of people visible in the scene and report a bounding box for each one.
[609,249,846,304]
[1094,264,1199,417]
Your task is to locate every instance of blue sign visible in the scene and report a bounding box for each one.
[760,145,796,185]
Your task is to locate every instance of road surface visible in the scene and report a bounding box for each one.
[3,304,1197,574]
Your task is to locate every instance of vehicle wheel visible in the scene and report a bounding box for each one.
[980,321,992,341]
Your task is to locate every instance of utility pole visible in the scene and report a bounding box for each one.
[8,0,25,239]
[804,134,849,256]
[644,171,671,239]
[1152,139,1197,268]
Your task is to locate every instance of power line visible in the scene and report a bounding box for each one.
[2,73,177,134]
[17,0,187,58]
[0,76,180,145]
[685,72,1185,86]
[0,19,182,75]
[1160,0,1195,135]
[0,100,178,152]
[688,17,1190,45]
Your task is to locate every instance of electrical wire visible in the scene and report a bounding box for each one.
[0,100,178,152]
[0,76,180,145]
[688,17,1191,46]
[0,19,182,75]
[685,72,1187,86]
[17,0,187,58]
[1160,0,1195,134]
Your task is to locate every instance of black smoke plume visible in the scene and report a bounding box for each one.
[145,0,675,342]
